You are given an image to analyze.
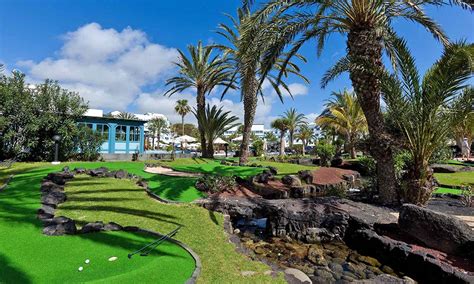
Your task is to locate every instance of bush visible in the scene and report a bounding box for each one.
[195,174,236,193]
[290,144,304,155]
[325,184,347,198]
[394,150,412,180]
[252,139,265,157]
[358,156,376,176]
[429,146,453,164]
[74,126,104,161]
[314,142,336,167]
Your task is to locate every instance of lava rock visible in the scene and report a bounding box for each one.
[89,167,109,177]
[41,191,67,206]
[40,181,64,194]
[298,170,313,184]
[281,175,302,187]
[431,164,460,173]
[62,166,70,173]
[81,221,105,233]
[137,180,148,188]
[267,166,278,175]
[37,204,55,220]
[46,172,74,185]
[284,268,313,284]
[123,226,139,232]
[254,170,273,184]
[73,168,86,174]
[104,222,123,231]
[354,274,416,284]
[43,216,77,236]
[399,204,474,257]
[307,244,326,265]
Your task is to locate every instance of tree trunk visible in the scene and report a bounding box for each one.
[157,133,160,150]
[239,73,258,165]
[348,28,398,205]
[181,115,185,136]
[289,131,294,148]
[302,141,306,156]
[207,140,214,159]
[152,135,155,150]
[279,132,285,156]
[196,87,207,158]
[402,161,435,205]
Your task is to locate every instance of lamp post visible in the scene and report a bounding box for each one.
[52,135,61,165]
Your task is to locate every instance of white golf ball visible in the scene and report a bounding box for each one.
[78,266,83,272]
[108,256,118,262]
[85,259,90,264]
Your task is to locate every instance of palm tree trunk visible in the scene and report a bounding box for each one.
[348,28,398,205]
[196,88,208,158]
[152,135,155,150]
[289,131,294,148]
[181,115,185,136]
[157,133,160,150]
[279,132,285,156]
[207,140,214,159]
[302,141,306,156]
[239,73,258,165]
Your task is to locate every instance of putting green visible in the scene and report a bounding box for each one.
[0,164,195,284]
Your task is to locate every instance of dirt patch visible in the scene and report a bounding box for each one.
[310,167,359,185]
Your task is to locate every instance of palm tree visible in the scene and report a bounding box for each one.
[453,89,474,150]
[382,40,473,205]
[194,105,239,158]
[148,117,169,150]
[281,108,307,147]
[174,99,192,136]
[165,41,236,158]
[249,0,460,205]
[316,90,367,159]
[115,112,137,120]
[216,8,308,165]
[295,125,313,156]
[271,118,290,156]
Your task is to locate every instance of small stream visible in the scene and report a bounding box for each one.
[233,218,405,283]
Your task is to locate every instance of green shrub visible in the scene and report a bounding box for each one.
[429,146,453,164]
[195,174,236,193]
[252,139,265,157]
[314,142,336,167]
[74,125,104,161]
[325,184,347,198]
[291,144,304,155]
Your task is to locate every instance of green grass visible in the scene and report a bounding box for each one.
[438,159,473,167]
[160,157,318,178]
[0,163,194,284]
[433,187,464,195]
[0,162,284,284]
[434,171,474,187]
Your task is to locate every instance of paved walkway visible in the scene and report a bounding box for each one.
[144,166,202,178]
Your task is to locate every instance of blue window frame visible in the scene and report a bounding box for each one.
[115,125,127,141]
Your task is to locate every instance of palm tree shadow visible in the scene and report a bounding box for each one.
[0,253,32,283]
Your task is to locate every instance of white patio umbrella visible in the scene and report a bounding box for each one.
[213,137,228,144]
[174,135,197,143]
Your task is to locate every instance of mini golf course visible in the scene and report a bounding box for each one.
[0,162,286,283]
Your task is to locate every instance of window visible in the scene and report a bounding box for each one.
[115,126,127,141]
[129,126,140,142]
[96,124,109,140]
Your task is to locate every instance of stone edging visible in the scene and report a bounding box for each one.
[37,167,201,283]
[0,175,14,192]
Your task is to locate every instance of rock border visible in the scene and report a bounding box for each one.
[36,167,201,283]
[0,175,14,192]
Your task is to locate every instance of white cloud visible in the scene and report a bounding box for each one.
[19,23,178,110]
[274,83,309,98]
[305,112,321,124]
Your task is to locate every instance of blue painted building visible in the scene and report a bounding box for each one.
[77,116,146,154]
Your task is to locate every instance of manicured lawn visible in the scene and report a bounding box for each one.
[433,187,464,195]
[0,163,194,284]
[0,162,284,284]
[160,157,318,178]
[434,171,474,187]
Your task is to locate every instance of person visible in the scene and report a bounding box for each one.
[462,137,471,161]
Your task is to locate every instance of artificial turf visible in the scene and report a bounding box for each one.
[433,187,465,195]
[0,163,194,284]
[434,171,474,187]
[0,162,285,284]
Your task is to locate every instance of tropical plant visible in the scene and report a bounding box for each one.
[252,138,265,157]
[382,40,473,205]
[148,117,169,150]
[174,99,192,136]
[165,41,236,158]
[316,90,367,159]
[452,89,474,150]
[295,125,313,156]
[115,112,138,120]
[271,118,290,156]
[193,105,239,158]
[75,125,104,161]
[216,8,308,165]
[247,0,464,205]
[264,131,278,143]
[315,142,336,167]
[170,123,199,138]
[281,108,307,147]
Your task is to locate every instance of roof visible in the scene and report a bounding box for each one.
[78,115,147,124]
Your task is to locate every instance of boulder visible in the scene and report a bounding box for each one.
[267,166,278,175]
[431,164,459,173]
[41,191,67,206]
[43,216,77,236]
[37,205,55,220]
[354,274,416,284]
[290,185,323,198]
[81,221,105,233]
[284,268,312,284]
[40,181,64,194]
[73,167,86,174]
[137,180,148,188]
[89,167,109,177]
[46,172,74,185]
[298,170,313,184]
[398,204,474,256]
[254,170,273,184]
[104,222,123,231]
[281,175,302,187]
[105,170,116,177]
[62,166,70,173]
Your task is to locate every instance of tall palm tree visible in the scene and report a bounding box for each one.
[194,105,239,158]
[281,108,307,147]
[271,118,290,156]
[295,125,313,156]
[249,0,459,205]
[382,40,473,205]
[453,89,474,150]
[148,117,168,150]
[165,41,236,158]
[316,90,367,159]
[115,112,137,120]
[216,8,308,165]
[174,99,192,136]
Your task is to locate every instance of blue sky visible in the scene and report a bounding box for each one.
[1,0,473,125]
